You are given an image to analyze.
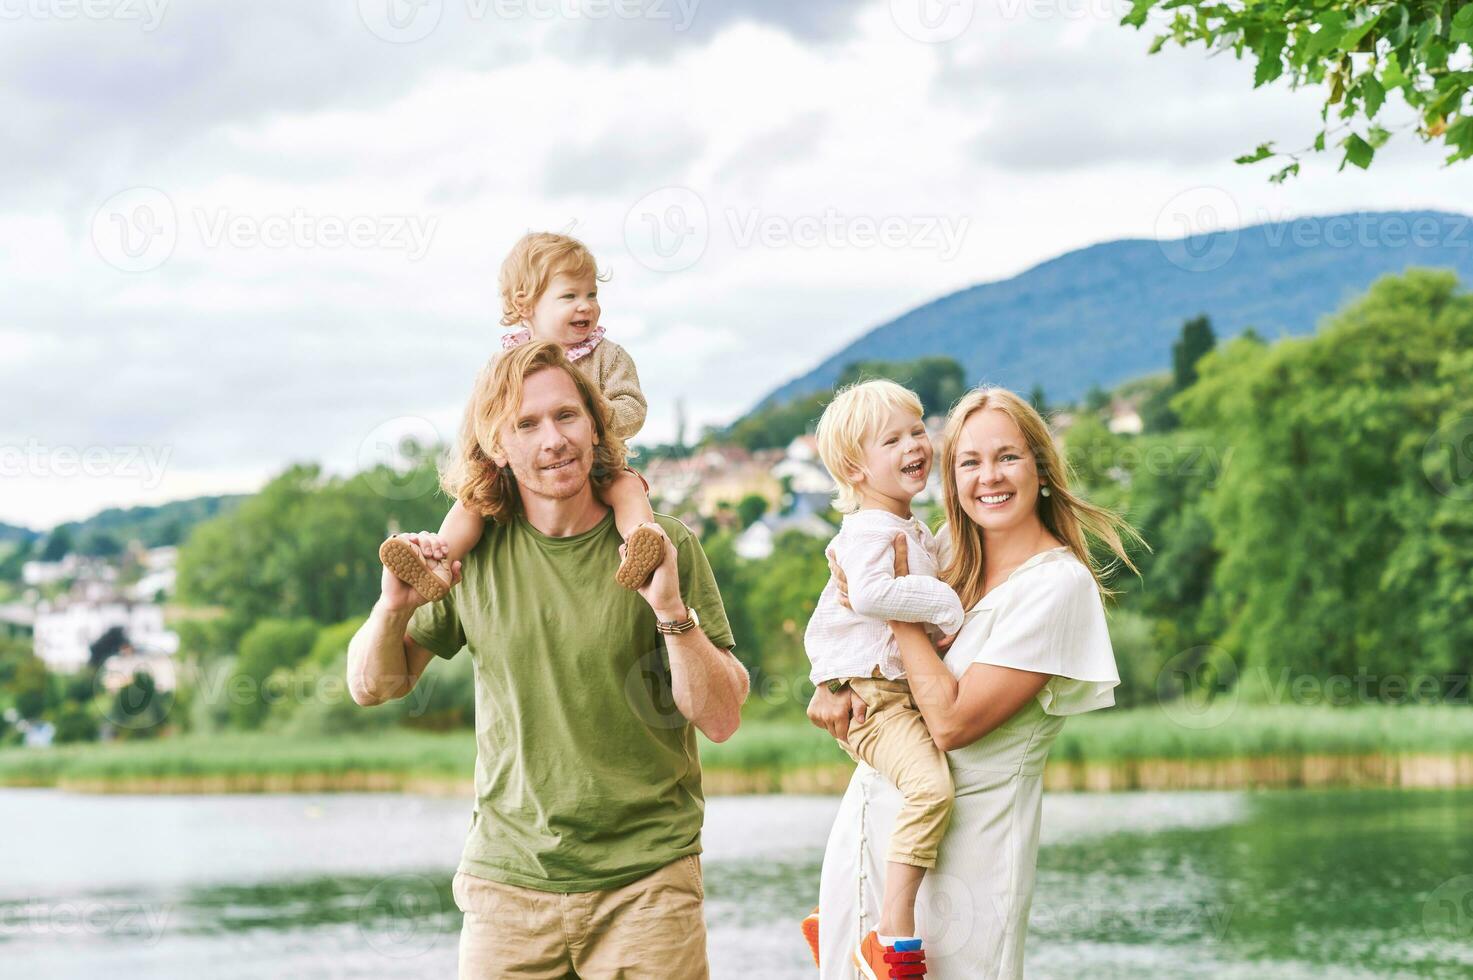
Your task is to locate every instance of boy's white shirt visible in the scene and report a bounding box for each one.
[804,509,966,686]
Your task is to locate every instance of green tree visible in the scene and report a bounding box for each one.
[736,494,769,529]
[1123,0,1473,176]
[40,527,73,562]
[1176,269,1473,685]
[1143,316,1217,432]
[230,618,320,729]
[742,530,831,682]
[177,462,450,625]
[78,530,124,559]
[11,655,50,720]
[1172,315,1216,391]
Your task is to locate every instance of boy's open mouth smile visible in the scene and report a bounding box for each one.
[570,319,591,330]
[900,458,925,478]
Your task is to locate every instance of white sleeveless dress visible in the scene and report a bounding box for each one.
[817,545,1120,979]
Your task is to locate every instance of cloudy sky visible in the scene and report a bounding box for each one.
[2,0,1468,529]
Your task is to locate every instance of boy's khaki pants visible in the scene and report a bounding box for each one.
[840,676,955,868]
[452,855,708,978]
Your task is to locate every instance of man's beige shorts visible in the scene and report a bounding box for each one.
[451,855,709,979]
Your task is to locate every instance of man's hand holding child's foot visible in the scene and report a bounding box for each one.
[379,531,458,605]
[615,522,666,591]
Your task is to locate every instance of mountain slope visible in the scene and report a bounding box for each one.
[755,210,1473,409]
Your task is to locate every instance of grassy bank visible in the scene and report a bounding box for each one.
[5,706,1473,794]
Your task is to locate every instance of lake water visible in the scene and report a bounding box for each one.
[3,787,1471,978]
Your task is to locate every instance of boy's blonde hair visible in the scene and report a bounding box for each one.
[498,231,607,327]
[815,379,925,514]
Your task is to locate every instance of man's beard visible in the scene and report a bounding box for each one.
[515,444,593,501]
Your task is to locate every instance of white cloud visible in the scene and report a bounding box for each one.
[2,0,1470,528]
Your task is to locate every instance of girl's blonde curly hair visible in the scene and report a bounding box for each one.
[441,340,627,524]
[498,231,607,327]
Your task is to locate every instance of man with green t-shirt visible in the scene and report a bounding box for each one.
[347,340,749,978]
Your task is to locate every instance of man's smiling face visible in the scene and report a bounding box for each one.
[493,365,597,503]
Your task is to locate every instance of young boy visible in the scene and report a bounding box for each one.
[803,379,964,979]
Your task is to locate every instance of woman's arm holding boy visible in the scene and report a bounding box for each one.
[832,535,1048,752]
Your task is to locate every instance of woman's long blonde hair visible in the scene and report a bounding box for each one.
[939,387,1142,608]
[440,340,626,524]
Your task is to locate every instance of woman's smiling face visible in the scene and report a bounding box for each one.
[953,407,1042,532]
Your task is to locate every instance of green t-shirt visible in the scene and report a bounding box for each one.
[408,510,736,893]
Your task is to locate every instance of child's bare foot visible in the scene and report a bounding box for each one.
[615,523,664,591]
[379,533,454,603]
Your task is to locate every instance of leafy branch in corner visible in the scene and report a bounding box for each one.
[1122,0,1473,176]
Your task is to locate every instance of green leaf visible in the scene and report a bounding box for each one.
[1235,142,1276,164]
[1314,130,1327,151]
[1340,132,1375,170]
[1383,5,1410,47]
[1361,74,1387,117]
[1381,52,1407,91]
[1367,124,1392,148]
[1148,33,1169,54]
[1121,0,1154,29]
[1448,116,1473,153]
[1452,6,1473,44]
[1304,12,1346,61]
[1255,30,1288,87]
[1269,162,1301,183]
[1340,11,1381,50]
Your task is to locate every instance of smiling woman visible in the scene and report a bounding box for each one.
[813,385,1143,979]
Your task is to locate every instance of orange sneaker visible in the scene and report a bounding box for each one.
[800,906,820,966]
[853,931,926,979]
